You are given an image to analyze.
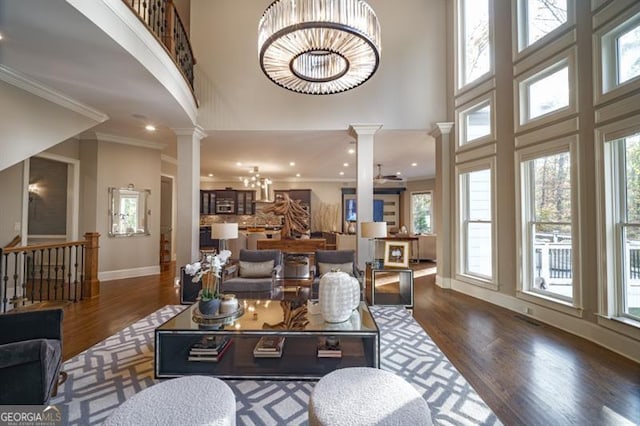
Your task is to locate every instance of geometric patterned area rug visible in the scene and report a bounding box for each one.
[52,305,501,425]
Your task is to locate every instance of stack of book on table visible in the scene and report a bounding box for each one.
[188,336,232,362]
[253,336,285,358]
[317,337,342,358]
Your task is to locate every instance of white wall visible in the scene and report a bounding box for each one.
[0,81,100,171]
[190,0,446,131]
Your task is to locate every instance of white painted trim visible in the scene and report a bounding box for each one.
[0,65,108,123]
[435,274,452,289]
[66,0,197,124]
[514,117,579,148]
[94,132,166,150]
[450,277,640,363]
[454,78,496,108]
[99,265,160,281]
[161,155,178,165]
[455,91,496,151]
[21,160,30,247]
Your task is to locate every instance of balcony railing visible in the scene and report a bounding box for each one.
[123,0,195,89]
[0,233,100,313]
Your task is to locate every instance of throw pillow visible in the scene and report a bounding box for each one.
[239,260,274,278]
[318,262,354,277]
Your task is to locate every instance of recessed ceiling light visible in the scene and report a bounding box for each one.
[296,173,301,177]
[411,162,418,167]
[208,173,213,177]
[339,171,345,176]
[289,162,296,166]
[145,124,156,132]
[236,162,243,166]
[348,148,355,154]
[0,33,4,41]
[396,171,401,175]
[343,162,349,167]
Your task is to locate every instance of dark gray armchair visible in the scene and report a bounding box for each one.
[311,250,363,299]
[0,308,64,405]
[220,249,283,298]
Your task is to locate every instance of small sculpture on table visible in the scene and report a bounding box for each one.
[263,298,308,330]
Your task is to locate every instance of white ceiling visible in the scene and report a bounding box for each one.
[0,0,447,182]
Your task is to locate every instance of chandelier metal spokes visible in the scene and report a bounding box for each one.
[258,0,381,95]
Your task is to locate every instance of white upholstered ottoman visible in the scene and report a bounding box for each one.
[104,375,236,426]
[308,367,432,426]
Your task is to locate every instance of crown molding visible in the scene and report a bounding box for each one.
[161,155,178,165]
[92,132,167,151]
[0,65,109,123]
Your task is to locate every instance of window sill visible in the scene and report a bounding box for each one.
[516,290,583,318]
[596,315,640,341]
[455,273,498,291]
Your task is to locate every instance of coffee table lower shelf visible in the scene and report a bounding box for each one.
[155,333,379,380]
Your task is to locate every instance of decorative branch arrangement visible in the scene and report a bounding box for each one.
[262,193,309,239]
[263,299,309,330]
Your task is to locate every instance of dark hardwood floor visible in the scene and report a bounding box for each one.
[60,263,640,425]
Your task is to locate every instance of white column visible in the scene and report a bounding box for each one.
[174,127,207,273]
[349,124,382,270]
[431,122,454,288]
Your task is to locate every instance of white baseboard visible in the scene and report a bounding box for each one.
[435,274,451,289]
[99,265,160,281]
[449,278,640,363]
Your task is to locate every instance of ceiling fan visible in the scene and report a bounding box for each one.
[373,164,404,184]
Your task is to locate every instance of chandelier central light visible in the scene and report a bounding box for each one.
[258,0,381,95]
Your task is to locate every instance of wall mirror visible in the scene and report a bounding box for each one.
[108,185,151,237]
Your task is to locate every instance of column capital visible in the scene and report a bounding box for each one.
[429,122,454,138]
[349,124,383,138]
[172,126,207,140]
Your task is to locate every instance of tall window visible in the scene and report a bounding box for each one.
[607,132,640,321]
[520,0,568,50]
[460,168,493,280]
[411,192,432,234]
[459,0,491,87]
[521,151,573,301]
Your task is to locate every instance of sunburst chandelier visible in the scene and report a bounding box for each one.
[258,0,381,95]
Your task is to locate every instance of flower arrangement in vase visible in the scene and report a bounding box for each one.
[185,250,231,315]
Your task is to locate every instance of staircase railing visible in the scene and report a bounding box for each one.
[0,232,100,313]
[123,0,195,89]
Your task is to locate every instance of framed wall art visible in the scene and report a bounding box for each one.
[383,241,410,268]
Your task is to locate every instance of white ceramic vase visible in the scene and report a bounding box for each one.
[318,271,360,323]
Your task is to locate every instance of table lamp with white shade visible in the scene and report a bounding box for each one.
[361,221,387,268]
[211,223,238,253]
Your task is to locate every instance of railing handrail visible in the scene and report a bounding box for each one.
[4,239,88,254]
[121,0,196,97]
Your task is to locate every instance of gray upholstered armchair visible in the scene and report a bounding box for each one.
[0,308,64,405]
[311,250,363,299]
[220,249,283,298]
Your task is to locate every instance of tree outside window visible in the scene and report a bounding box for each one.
[412,192,432,234]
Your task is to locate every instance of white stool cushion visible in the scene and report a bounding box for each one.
[104,376,235,426]
[309,367,432,426]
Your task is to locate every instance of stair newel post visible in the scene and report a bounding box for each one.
[83,232,100,298]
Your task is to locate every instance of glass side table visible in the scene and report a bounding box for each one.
[365,264,414,308]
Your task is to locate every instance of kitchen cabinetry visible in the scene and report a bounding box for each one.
[236,190,255,215]
[274,189,311,231]
[200,191,216,215]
